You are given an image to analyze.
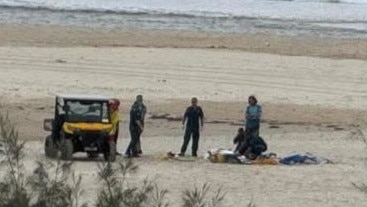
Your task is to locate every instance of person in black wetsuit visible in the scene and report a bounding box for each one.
[179,97,204,157]
[125,95,145,158]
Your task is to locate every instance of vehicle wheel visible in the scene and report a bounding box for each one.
[87,152,99,159]
[104,141,116,162]
[61,139,74,161]
[45,135,58,158]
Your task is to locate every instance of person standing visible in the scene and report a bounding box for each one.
[108,99,121,156]
[109,99,120,143]
[245,95,262,136]
[179,97,204,157]
[134,96,146,155]
[125,95,145,158]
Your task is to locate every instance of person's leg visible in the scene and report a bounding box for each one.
[234,141,242,153]
[253,125,260,137]
[246,126,258,137]
[250,145,266,158]
[180,128,192,155]
[137,128,143,154]
[244,147,257,160]
[125,142,133,157]
[125,128,139,157]
[191,130,200,157]
[135,141,142,154]
[238,142,248,155]
[134,131,142,156]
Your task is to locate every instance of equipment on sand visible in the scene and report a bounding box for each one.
[43,94,119,161]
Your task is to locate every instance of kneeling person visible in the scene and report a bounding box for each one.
[233,127,248,153]
[239,134,267,160]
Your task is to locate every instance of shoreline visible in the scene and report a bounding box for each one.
[1,23,367,60]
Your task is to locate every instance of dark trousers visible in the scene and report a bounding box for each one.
[239,144,266,160]
[251,145,266,156]
[246,125,260,137]
[136,141,142,154]
[180,128,200,156]
[125,127,141,156]
[136,122,144,154]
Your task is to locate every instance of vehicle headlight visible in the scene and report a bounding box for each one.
[65,125,76,133]
[66,125,74,131]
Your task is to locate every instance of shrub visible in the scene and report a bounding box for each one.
[0,112,236,207]
[182,183,226,207]
[28,160,87,207]
[0,113,30,207]
[0,113,86,207]
[95,160,170,207]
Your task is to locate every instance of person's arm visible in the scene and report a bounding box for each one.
[182,107,189,125]
[136,112,144,130]
[199,107,204,127]
[131,109,143,130]
[245,106,250,119]
[233,134,240,144]
[256,105,262,119]
[141,104,147,126]
[142,104,147,118]
[136,119,143,128]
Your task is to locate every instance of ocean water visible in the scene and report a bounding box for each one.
[1,0,367,38]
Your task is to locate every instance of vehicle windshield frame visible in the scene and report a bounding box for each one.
[61,99,110,123]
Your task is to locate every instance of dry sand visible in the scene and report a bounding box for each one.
[1,24,367,206]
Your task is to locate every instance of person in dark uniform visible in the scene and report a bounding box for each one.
[233,127,248,153]
[132,95,146,155]
[179,97,204,157]
[238,134,267,160]
[125,95,145,158]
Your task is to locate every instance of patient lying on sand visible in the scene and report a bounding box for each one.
[206,148,277,165]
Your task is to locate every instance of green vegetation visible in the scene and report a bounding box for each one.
[0,112,248,207]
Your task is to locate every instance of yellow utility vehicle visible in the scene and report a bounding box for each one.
[43,94,118,161]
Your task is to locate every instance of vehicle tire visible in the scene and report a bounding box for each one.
[45,135,58,158]
[104,141,116,162]
[87,152,99,159]
[61,139,74,161]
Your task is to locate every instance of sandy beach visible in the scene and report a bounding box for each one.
[2,24,367,59]
[1,24,367,206]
